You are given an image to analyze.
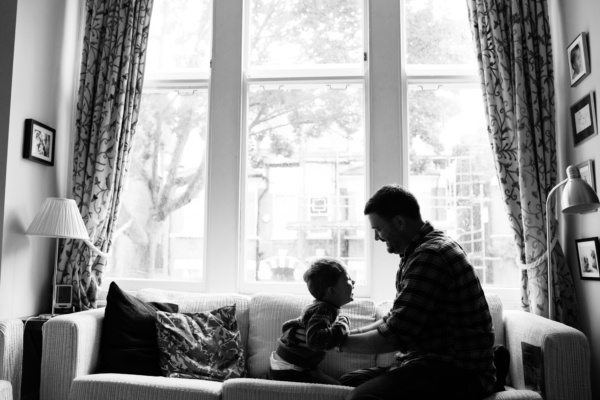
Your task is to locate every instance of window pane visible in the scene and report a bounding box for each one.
[248,0,364,68]
[404,0,476,66]
[244,84,366,284]
[108,90,208,281]
[145,0,212,73]
[407,85,518,287]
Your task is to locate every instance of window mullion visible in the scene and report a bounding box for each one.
[204,0,244,293]
[367,0,404,304]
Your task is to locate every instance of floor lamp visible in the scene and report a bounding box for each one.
[25,198,106,317]
[546,165,600,320]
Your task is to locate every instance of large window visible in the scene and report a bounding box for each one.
[241,0,367,293]
[404,0,518,295]
[103,0,519,305]
[106,0,212,285]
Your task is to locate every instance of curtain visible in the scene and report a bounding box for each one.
[467,0,579,327]
[56,0,154,311]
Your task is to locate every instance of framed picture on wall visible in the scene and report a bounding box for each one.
[571,91,597,146]
[577,159,596,191]
[23,119,55,166]
[575,237,600,280]
[567,32,590,87]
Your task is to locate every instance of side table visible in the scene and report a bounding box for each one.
[21,317,49,400]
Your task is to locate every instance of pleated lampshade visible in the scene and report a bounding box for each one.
[25,198,90,239]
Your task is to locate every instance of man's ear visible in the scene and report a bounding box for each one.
[392,215,405,230]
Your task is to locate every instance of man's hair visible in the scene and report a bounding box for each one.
[363,184,421,220]
[303,257,348,300]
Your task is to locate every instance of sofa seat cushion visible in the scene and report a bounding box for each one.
[222,378,352,400]
[136,289,251,352]
[70,374,222,400]
[482,387,542,400]
[246,293,378,379]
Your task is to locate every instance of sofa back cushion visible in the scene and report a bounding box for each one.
[136,289,251,352]
[246,293,378,380]
[375,293,504,367]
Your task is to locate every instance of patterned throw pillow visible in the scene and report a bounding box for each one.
[155,305,246,381]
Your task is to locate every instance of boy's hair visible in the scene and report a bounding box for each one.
[363,184,421,220]
[303,257,348,300]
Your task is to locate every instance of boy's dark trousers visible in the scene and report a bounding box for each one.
[269,367,340,385]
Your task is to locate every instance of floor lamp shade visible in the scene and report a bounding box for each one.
[26,198,90,240]
[561,165,600,213]
[547,165,600,320]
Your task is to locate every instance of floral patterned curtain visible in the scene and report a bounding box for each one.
[56,0,154,311]
[467,0,579,327]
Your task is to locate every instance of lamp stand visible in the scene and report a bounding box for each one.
[546,178,568,321]
[50,239,59,317]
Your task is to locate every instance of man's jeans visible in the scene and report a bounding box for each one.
[339,359,488,400]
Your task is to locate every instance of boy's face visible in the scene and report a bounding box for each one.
[327,271,355,308]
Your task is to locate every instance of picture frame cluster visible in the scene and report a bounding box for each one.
[568,33,600,284]
[568,32,597,148]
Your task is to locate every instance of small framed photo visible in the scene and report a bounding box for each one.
[571,91,597,146]
[575,237,600,280]
[23,119,55,166]
[577,159,596,191]
[567,32,590,87]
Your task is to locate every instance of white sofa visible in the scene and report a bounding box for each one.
[0,319,24,400]
[40,290,591,400]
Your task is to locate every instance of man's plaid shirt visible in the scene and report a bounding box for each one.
[377,221,496,394]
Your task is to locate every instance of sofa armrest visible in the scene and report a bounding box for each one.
[0,319,23,400]
[0,381,12,400]
[40,309,105,400]
[503,310,591,400]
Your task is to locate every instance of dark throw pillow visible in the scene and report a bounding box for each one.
[155,305,246,381]
[99,282,179,376]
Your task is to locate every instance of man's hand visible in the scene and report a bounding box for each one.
[293,328,308,348]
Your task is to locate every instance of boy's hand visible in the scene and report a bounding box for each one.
[293,328,308,348]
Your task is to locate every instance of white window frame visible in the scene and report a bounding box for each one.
[103,0,519,309]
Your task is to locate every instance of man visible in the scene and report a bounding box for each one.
[337,184,496,400]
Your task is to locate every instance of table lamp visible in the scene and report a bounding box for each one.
[546,165,600,320]
[25,198,105,316]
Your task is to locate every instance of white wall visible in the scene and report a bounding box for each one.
[549,0,600,398]
[0,0,82,318]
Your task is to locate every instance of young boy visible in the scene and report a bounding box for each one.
[269,257,355,385]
